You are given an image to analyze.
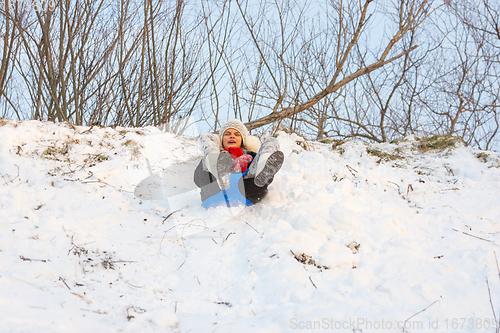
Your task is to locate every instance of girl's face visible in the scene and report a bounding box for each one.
[222,129,243,148]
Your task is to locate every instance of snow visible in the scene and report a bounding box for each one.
[1,119,500,332]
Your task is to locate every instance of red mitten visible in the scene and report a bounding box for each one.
[232,154,253,173]
[225,147,244,158]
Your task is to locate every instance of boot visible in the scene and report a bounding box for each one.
[215,150,232,190]
[199,132,220,173]
[247,137,284,187]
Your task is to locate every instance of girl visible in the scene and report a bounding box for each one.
[194,119,284,208]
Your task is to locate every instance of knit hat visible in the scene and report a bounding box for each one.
[219,119,261,153]
[219,119,249,146]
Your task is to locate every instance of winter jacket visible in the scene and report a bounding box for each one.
[193,150,270,205]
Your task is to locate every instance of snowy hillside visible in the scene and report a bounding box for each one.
[1,119,500,333]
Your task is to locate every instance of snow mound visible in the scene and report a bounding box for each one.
[1,120,500,332]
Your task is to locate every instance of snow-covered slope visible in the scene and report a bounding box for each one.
[1,120,499,332]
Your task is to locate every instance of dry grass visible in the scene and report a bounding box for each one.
[475,152,489,163]
[290,250,329,271]
[42,146,70,161]
[122,139,139,147]
[84,153,109,165]
[366,147,403,162]
[416,135,461,152]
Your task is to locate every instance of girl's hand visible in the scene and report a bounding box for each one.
[232,154,253,173]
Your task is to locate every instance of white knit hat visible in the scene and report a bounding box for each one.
[219,119,249,146]
[219,119,261,153]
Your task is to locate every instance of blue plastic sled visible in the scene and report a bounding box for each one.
[201,172,253,209]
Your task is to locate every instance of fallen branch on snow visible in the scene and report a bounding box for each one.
[402,300,438,333]
[452,228,498,245]
[1,164,19,185]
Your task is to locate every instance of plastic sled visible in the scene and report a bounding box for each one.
[201,172,253,209]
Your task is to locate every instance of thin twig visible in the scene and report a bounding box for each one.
[81,178,133,193]
[440,187,460,192]
[20,255,47,262]
[126,307,134,321]
[159,224,182,252]
[126,306,146,321]
[81,178,115,188]
[162,208,182,224]
[80,125,94,134]
[486,277,497,330]
[495,252,500,333]
[59,277,71,290]
[80,308,107,315]
[125,281,145,288]
[402,300,438,333]
[245,221,259,233]
[452,229,495,244]
[387,181,401,194]
[0,173,8,185]
[309,276,317,289]
[1,164,19,185]
[494,252,500,279]
[407,184,413,196]
[345,164,358,177]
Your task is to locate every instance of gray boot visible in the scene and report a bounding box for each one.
[247,137,284,187]
[199,133,220,173]
[199,133,233,190]
[215,151,233,190]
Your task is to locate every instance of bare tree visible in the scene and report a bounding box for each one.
[236,0,437,131]
[1,0,499,150]
[421,0,500,150]
[0,0,27,119]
